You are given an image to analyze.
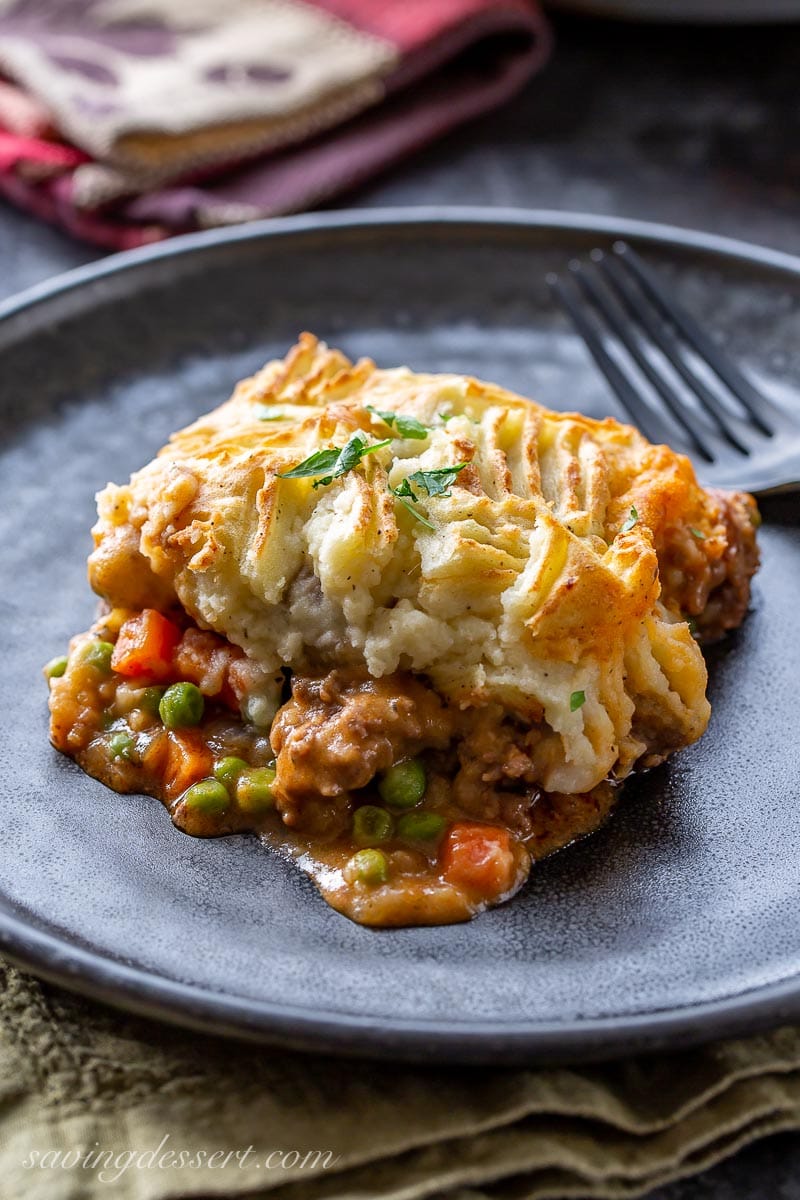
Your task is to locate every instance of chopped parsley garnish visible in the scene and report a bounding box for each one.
[570,690,586,712]
[388,463,467,529]
[689,527,706,540]
[278,432,392,489]
[438,411,456,423]
[687,616,699,638]
[621,505,638,533]
[254,404,285,421]
[366,406,429,440]
[392,477,417,500]
[390,476,435,529]
[391,487,435,530]
[404,464,468,497]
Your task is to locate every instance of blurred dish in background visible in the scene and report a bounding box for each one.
[547,0,800,20]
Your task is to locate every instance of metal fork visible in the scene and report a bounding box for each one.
[547,242,800,495]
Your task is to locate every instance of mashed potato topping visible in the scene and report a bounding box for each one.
[49,335,760,925]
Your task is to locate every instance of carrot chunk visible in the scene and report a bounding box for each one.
[440,822,518,897]
[162,730,214,800]
[111,610,181,681]
[174,627,243,710]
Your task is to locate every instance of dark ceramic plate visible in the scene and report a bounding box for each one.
[1,210,799,1064]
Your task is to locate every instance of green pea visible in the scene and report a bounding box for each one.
[107,730,136,762]
[378,759,426,811]
[183,778,230,814]
[347,848,389,886]
[213,756,250,791]
[79,640,114,673]
[396,811,447,842]
[43,655,68,680]
[352,805,394,846]
[159,681,204,728]
[139,686,165,716]
[235,766,276,813]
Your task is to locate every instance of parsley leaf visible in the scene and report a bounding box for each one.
[278,433,391,489]
[388,463,467,529]
[392,477,417,499]
[570,690,586,712]
[392,490,435,530]
[689,527,706,540]
[278,447,340,479]
[254,404,285,421]
[331,432,388,476]
[395,416,429,440]
[621,505,638,533]
[366,406,429,440]
[389,477,435,529]
[405,463,468,498]
[389,476,432,528]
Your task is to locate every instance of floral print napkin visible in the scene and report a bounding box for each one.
[0,0,550,247]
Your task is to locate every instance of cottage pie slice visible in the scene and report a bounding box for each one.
[46,335,760,925]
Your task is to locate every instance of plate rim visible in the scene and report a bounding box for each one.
[5,206,800,328]
[4,900,800,1063]
[3,205,799,1064]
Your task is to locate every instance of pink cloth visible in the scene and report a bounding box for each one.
[0,0,550,248]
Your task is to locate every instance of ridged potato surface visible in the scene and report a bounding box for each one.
[89,334,727,795]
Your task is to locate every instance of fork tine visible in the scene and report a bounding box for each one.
[546,271,674,449]
[613,242,776,436]
[594,252,752,455]
[568,260,718,461]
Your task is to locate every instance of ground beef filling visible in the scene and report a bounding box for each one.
[47,615,622,925]
[659,489,760,640]
[270,669,453,825]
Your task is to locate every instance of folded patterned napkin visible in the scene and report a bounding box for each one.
[0,0,550,248]
[3,960,800,1200]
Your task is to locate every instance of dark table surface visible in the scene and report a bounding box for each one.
[2,12,799,1198]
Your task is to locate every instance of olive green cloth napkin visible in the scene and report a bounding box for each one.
[3,961,800,1200]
